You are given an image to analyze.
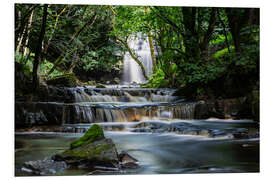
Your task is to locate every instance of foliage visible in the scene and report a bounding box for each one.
[144,68,169,88]
[39,60,64,78]
[15,4,124,82]
[15,52,33,78]
[80,44,123,72]
[15,4,259,95]
[212,46,234,59]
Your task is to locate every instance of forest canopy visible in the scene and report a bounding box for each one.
[15,4,259,98]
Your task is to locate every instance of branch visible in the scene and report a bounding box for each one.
[151,6,184,35]
[46,13,97,76]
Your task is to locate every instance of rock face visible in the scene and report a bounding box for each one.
[194,96,258,120]
[56,124,119,168]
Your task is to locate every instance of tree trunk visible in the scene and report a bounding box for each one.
[201,8,217,54]
[15,22,27,54]
[144,7,156,73]
[15,4,38,47]
[32,4,48,91]
[23,10,34,56]
[225,8,241,54]
[116,37,148,80]
[148,34,156,72]
[182,7,199,61]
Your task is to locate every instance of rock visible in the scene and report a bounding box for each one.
[95,83,106,88]
[194,97,248,120]
[59,138,119,167]
[118,151,139,169]
[22,158,68,175]
[87,80,96,86]
[113,77,120,84]
[232,129,250,139]
[56,124,119,168]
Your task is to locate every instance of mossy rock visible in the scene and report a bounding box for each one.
[112,77,120,84]
[61,138,118,164]
[87,80,96,86]
[58,125,119,167]
[70,124,104,149]
[47,73,78,87]
[95,83,106,88]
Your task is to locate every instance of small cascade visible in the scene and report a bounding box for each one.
[122,34,153,84]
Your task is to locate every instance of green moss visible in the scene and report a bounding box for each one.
[95,83,106,88]
[63,144,111,157]
[70,124,104,149]
[46,73,78,87]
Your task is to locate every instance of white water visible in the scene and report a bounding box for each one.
[122,34,153,84]
[70,88,194,123]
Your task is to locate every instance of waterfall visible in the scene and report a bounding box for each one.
[67,88,196,124]
[122,34,153,84]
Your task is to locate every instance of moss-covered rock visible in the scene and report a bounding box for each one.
[70,124,104,149]
[46,73,78,87]
[95,83,106,88]
[60,138,118,165]
[87,80,96,86]
[112,77,120,84]
[57,125,119,167]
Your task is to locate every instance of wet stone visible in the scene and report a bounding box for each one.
[22,158,68,175]
[118,151,139,169]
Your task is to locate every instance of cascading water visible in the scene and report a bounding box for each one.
[65,87,196,125]
[122,34,153,84]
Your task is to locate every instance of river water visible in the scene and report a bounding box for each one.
[15,118,259,176]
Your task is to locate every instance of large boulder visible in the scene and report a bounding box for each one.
[56,124,119,168]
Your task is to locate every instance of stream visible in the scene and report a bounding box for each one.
[15,120,259,175]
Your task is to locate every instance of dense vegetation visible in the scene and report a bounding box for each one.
[15,4,259,99]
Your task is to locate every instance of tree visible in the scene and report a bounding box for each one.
[32,4,48,90]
